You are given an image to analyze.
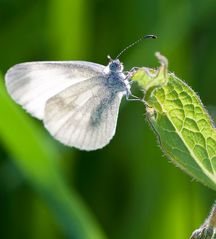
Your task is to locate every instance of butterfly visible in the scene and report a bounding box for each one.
[5,35,156,151]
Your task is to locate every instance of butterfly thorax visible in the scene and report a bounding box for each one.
[104,59,130,94]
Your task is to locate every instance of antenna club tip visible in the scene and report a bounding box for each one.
[143,34,157,39]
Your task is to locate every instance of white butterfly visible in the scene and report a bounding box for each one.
[5,35,156,151]
[5,56,134,151]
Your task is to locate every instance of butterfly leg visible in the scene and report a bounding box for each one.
[124,67,140,82]
[124,67,146,102]
[125,88,147,104]
[125,66,147,89]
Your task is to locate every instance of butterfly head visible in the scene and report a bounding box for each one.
[107,55,124,73]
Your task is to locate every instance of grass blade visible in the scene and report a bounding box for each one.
[0,73,107,239]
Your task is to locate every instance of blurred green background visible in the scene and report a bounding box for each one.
[0,0,216,238]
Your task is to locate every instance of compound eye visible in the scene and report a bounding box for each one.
[110,62,118,71]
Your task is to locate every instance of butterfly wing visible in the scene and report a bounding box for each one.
[44,76,124,150]
[5,61,105,119]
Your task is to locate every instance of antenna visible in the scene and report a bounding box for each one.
[115,34,157,59]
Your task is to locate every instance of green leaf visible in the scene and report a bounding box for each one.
[132,53,216,191]
[0,73,107,239]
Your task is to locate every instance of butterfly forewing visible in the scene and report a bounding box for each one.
[5,61,105,119]
[44,76,123,150]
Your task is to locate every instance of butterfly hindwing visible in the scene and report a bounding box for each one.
[44,76,124,150]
